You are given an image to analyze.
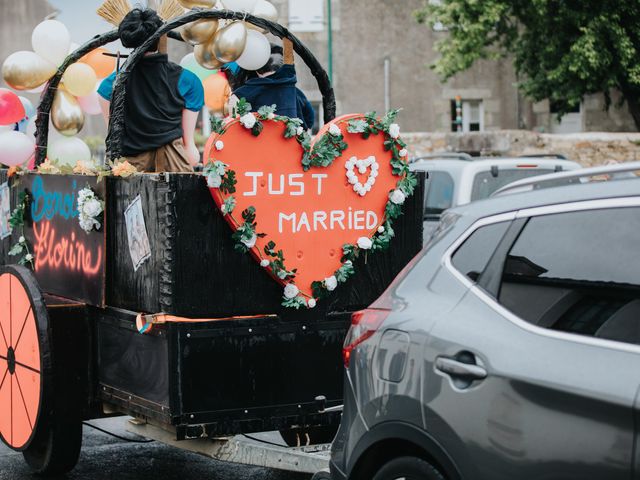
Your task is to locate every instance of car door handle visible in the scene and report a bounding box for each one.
[435,356,487,380]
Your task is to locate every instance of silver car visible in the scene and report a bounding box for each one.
[410,155,581,240]
[330,163,640,480]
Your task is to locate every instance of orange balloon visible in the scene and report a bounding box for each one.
[79,48,116,79]
[203,73,230,113]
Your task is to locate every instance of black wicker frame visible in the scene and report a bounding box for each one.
[34,11,335,165]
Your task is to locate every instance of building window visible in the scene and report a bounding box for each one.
[451,98,484,132]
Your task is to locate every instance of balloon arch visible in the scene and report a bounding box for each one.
[34,9,336,166]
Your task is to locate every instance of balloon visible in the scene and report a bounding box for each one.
[2,51,56,91]
[213,21,247,63]
[247,0,277,31]
[68,42,79,54]
[0,131,35,166]
[0,125,15,134]
[51,89,85,136]
[178,0,217,8]
[62,63,98,97]
[221,0,258,12]
[203,73,230,113]
[48,137,91,166]
[179,53,213,82]
[25,117,37,138]
[195,40,224,70]
[27,83,46,94]
[80,48,116,79]
[78,89,102,116]
[31,20,71,66]
[0,89,26,125]
[18,96,36,120]
[236,30,270,71]
[181,19,219,46]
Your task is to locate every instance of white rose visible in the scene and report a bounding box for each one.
[389,189,406,205]
[324,275,338,291]
[260,259,270,267]
[267,112,276,120]
[25,253,33,262]
[329,124,342,136]
[388,123,400,139]
[83,198,103,217]
[357,236,373,250]
[307,298,317,308]
[18,236,25,244]
[241,233,257,249]
[240,113,257,129]
[377,225,385,233]
[344,260,353,266]
[399,148,408,157]
[207,173,222,188]
[284,283,299,299]
[277,270,287,279]
[296,126,304,136]
[215,140,224,151]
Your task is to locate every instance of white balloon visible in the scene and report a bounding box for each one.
[221,0,258,12]
[68,42,79,54]
[48,136,91,166]
[0,131,35,166]
[26,117,37,138]
[78,90,102,116]
[236,30,271,71]
[0,125,14,133]
[32,20,71,66]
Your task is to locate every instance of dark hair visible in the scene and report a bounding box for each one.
[257,43,283,75]
[118,8,163,50]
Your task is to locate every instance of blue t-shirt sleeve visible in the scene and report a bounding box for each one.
[97,72,116,101]
[178,69,205,112]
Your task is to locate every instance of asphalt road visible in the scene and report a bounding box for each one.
[0,418,313,480]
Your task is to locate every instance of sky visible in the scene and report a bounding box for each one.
[47,0,151,47]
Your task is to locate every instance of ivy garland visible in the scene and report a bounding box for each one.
[7,192,34,269]
[205,100,416,309]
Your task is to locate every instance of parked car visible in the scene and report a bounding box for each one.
[330,162,640,480]
[409,155,581,239]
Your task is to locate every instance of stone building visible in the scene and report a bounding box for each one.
[275,0,637,133]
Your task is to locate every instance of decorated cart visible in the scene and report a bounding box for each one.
[0,3,424,476]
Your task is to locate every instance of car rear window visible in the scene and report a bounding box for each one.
[451,221,510,282]
[471,168,555,201]
[424,171,454,217]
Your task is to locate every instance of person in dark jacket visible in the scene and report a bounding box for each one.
[98,8,204,172]
[228,39,315,130]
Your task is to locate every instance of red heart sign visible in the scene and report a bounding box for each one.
[203,113,409,306]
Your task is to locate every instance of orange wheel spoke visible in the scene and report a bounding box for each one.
[0,365,7,392]
[13,373,32,430]
[0,322,7,352]
[12,306,32,352]
[15,362,39,375]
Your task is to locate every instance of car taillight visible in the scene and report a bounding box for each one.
[342,309,390,368]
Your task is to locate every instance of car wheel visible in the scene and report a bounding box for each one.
[372,456,445,480]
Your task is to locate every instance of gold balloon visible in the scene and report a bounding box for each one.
[51,89,85,136]
[181,19,219,45]
[247,0,277,32]
[213,21,247,63]
[177,0,217,8]
[194,39,224,70]
[2,51,56,91]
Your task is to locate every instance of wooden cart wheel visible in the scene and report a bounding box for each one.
[0,265,81,475]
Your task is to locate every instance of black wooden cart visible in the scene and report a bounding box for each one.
[0,11,424,476]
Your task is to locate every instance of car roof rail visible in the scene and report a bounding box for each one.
[410,152,473,163]
[492,161,640,197]
[518,153,569,160]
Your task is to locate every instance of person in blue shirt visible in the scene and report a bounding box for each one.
[227,39,315,130]
[98,8,204,172]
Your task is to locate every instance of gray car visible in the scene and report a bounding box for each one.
[330,163,640,480]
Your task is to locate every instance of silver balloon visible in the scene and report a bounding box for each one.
[247,0,278,32]
[180,19,219,45]
[194,39,224,70]
[51,89,85,136]
[213,21,247,63]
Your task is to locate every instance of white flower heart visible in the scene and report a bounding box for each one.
[344,155,379,197]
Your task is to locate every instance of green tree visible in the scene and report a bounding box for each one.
[415,1,640,130]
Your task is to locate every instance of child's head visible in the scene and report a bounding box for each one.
[256,43,284,77]
[119,8,163,51]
